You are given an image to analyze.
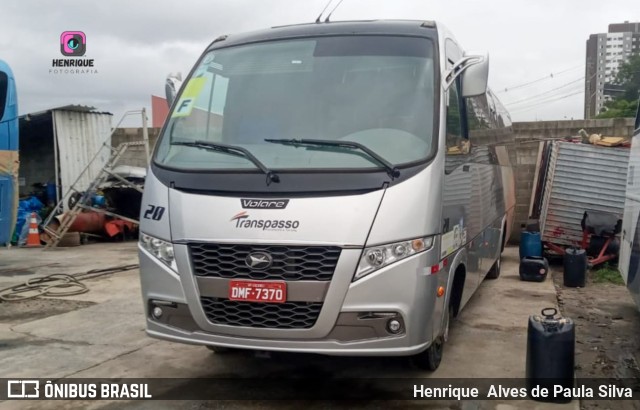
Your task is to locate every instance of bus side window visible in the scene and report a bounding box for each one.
[465,94,492,134]
[446,79,469,155]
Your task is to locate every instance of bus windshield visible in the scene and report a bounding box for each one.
[0,70,8,121]
[155,35,436,172]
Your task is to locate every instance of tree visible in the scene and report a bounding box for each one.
[596,98,638,118]
[615,54,640,102]
[596,54,640,118]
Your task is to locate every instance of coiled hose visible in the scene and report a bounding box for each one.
[0,264,139,302]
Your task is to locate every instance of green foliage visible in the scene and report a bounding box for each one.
[595,55,640,119]
[596,98,639,119]
[591,263,625,285]
[615,54,640,101]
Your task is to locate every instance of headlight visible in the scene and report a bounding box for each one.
[140,232,176,270]
[355,236,434,281]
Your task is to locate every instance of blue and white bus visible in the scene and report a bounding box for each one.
[0,59,19,244]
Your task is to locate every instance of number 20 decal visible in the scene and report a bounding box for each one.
[144,205,165,221]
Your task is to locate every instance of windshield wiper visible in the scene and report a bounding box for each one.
[171,140,280,184]
[264,138,400,179]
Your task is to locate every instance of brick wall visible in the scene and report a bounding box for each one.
[114,118,637,243]
[509,118,635,242]
[111,127,161,168]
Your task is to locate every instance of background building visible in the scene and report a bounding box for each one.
[585,21,640,118]
[151,95,169,128]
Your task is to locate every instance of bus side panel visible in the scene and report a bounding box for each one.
[6,78,19,150]
[442,157,482,306]
[620,196,640,311]
[619,118,640,311]
[0,176,13,244]
[0,62,18,244]
[443,143,511,309]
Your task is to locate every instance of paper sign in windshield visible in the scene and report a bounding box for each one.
[172,77,206,118]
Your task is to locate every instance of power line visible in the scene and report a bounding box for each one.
[505,82,582,111]
[507,69,599,113]
[509,90,584,114]
[504,77,584,106]
[497,64,583,93]
[510,90,583,112]
[507,84,584,112]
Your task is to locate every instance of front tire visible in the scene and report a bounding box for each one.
[486,252,501,279]
[411,305,450,371]
[487,228,504,279]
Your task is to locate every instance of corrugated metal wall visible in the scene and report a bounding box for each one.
[53,110,112,210]
[540,141,629,246]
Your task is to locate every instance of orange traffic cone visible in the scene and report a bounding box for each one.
[24,212,42,248]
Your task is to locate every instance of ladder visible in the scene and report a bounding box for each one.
[42,109,150,248]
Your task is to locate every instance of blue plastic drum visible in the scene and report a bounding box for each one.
[520,231,542,259]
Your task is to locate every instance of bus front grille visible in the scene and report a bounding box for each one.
[189,243,341,281]
[200,297,323,329]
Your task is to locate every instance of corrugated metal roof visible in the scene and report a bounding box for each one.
[540,141,629,246]
[20,105,113,120]
[52,104,105,113]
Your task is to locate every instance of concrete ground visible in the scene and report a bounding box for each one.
[0,244,579,409]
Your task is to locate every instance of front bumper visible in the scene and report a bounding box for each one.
[146,319,431,356]
[139,242,446,356]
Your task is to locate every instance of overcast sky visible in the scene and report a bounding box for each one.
[1,0,639,126]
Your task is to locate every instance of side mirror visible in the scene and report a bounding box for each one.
[165,72,183,107]
[461,53,489,97]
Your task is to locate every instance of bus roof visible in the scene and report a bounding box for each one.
[0,60,15,77]
[206,20,439,51]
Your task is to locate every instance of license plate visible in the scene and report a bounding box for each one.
[228,280,287,303]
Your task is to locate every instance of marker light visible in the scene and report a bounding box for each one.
[355,236,434,281]
[412,239,426,251]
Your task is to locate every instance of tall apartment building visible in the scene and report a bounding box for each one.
[584,21,640,119]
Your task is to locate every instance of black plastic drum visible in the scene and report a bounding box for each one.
[526,308,575,403]
[519,256,549,282]
[564,248,587,288]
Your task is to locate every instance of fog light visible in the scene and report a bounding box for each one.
[387,319,402,334]
[152,307,163,319]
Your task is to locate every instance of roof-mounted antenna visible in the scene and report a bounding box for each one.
[315,0,334,23]
[324,0,345,23]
